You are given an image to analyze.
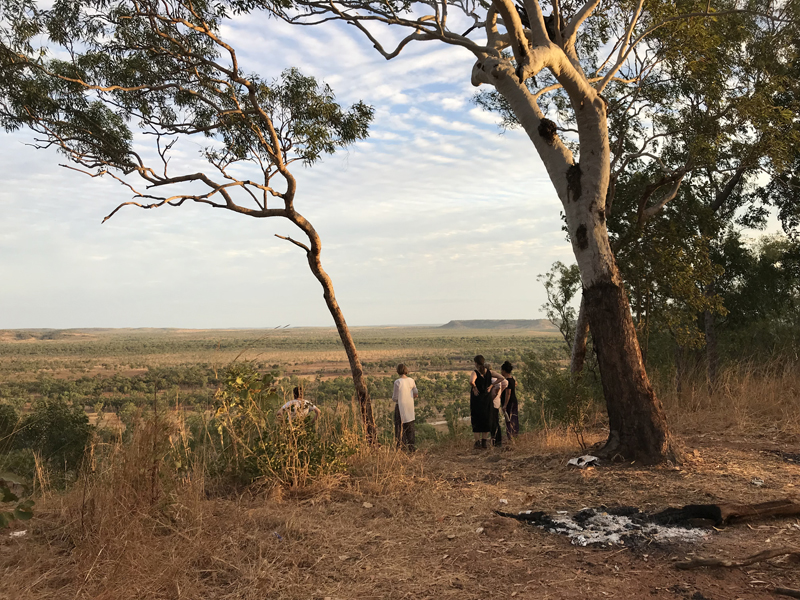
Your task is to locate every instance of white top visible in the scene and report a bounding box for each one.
[392,376,418,423]
[279,399,317,420]
[490,377,508,409]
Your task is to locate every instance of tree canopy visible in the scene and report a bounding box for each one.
[0,0,379,436]
[2,0,373,217]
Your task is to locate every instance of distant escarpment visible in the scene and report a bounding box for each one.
[439,319,557,331]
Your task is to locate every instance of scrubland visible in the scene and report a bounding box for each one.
[1,327,799,600]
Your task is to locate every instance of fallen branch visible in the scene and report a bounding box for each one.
[773,588,800,599]
[676,548,800,570]
[654,498,800,527]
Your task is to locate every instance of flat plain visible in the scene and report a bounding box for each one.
[1,325,799,600]
[0,325,562,381]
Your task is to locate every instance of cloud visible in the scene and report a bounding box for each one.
[0,15,578,329]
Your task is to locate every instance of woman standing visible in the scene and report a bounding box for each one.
[500,361,519,439]
[392,364,418,452]
[469,355,503,449]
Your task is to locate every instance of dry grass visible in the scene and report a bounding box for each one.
[2,360,800,600]
[660,358,800,439]
[5,426,799,600]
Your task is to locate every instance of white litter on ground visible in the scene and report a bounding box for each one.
[9,530,27,538]
[567,455,599,469]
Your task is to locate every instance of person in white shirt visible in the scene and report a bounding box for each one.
[277,387,321,423]
[489,377,509,447]
[392,364,418,452]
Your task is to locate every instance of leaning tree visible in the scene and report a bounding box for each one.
[251,0,799,462]
[0,0,378,439]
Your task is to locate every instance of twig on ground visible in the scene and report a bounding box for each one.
[675,548,800,569]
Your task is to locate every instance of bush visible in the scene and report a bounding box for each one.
[205,364,361,487]
[16,398,93,473]
[415,422,443,445]
[0,472,34,529]
[0,404,20,453]
[518,352,603,448]
[0,450,36,483]
[443,397,470,438]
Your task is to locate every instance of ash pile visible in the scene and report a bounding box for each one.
[498,506,710,547]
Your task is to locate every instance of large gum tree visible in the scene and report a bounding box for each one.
[256,0,797,462]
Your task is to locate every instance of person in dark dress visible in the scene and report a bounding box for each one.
[500,361,519,439]
[469,355,504,449]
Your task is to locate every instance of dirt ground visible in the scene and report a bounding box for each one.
[2,429,799,600]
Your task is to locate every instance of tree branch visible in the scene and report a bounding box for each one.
[563,0,602,45]
[275,233,310,252]
[676,548,800,570]
[710,163,748,213]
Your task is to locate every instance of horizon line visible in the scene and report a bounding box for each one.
[0,318,555,331]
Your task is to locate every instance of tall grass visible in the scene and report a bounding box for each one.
[657,356,800,435]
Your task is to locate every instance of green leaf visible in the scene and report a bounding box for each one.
[0,512,11,528]
[0,486,19,503]
[14,501,34,521]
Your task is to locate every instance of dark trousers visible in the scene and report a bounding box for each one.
[505,407,519,438]
[490,406,503,446]
[394,404,416,451]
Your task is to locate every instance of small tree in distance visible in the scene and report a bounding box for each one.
[538,261,580,351]
[0,0,378,439]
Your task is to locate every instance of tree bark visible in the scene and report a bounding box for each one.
[584,278,677,463]
[570,296,589,374]
[289,213,377,443]
[705,309,718,392]
[307,253,377,443]
[556,99,676,463]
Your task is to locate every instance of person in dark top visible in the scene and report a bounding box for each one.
[500,361,519,439]
[469,355,504,449]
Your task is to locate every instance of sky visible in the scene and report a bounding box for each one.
[0,6,790,331]
[0,13,578,329]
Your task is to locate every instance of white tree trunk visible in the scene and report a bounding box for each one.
[483,62,678,463]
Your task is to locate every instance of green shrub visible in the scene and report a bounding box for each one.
[17,398,93,473]
[206,364,361,487]
[415,422,443,445]
[0,450,36,483]
[443,397,470,438]
[0,404,20,453]
[518,352,602,448]
[0,472,34,528]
